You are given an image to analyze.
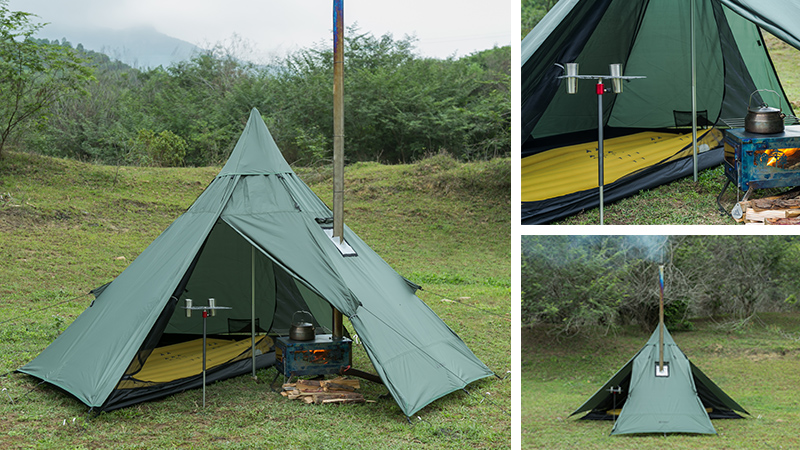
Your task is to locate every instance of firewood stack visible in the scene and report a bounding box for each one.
[281,377,369,405]
[734,189,800,224]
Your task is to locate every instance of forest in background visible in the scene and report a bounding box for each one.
[2,2,509,168]
[521,236,800,334]
[521,0,557,38]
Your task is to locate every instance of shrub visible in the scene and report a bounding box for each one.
[127,129,188,167]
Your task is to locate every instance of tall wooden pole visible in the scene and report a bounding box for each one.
[331,0,344,340]
[658,265,665,371]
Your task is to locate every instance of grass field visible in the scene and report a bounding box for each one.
[521,313,800,449]
[0,151,511,449]
[551,33,800,225]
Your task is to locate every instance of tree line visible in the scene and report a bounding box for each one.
[521,0,558,38]
[1,2,509,167]
[521,236,800,334]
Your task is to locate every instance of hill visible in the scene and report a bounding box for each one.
[0,151,510,448]
[37,24,201,68]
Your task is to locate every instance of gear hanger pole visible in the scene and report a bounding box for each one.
[659,265,665,372]
[557,64,645,224]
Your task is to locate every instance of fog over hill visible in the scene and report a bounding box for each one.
[37,23,202,69]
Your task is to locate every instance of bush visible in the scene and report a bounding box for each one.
[127,129,188,167]
[522,236,800,335]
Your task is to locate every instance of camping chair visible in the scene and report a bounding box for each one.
[673,110,711,129]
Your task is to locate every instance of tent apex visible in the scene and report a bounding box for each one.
[218,109,294,177]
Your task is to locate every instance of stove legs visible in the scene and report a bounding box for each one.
[716,178,732,216]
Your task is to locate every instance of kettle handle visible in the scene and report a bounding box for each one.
[292,310,313,324]
[749,89,782,112]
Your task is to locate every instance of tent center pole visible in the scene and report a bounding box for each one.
[597,78,605,225]
[251,246,256,378]
[332,0,345,340]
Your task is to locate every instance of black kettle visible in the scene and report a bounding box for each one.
[289,310,315,341]
[745,89,785,134]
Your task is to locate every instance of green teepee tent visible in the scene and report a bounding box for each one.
[19,108,494,416]
[572,325,747,435]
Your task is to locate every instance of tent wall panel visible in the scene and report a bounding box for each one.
[18,178,239,407]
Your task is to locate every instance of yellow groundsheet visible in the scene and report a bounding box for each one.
[521,130,723,202]
[115,335,273,389]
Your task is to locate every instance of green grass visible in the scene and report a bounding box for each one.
[765,33,800,111]
[549,33,800,225]
[521,313,800,449]
[553,165,735,225]
[0,151,511,449]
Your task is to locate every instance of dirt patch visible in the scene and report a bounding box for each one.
[0,204,45,230]
[744,347,800,362]
[110,198,160,213]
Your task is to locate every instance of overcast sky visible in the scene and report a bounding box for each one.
[8,0,511,60]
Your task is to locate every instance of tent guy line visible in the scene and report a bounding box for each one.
[0,292,91,327]
[416,288,511,322]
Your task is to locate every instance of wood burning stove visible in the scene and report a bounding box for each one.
[275,334,352,379]
[719,126,800,213]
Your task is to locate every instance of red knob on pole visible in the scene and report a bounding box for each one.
[596,82,604,95]
[203,311,208,318]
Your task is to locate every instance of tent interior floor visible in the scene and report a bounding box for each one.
[521,129,719,202]
[581,407,725,421]
[116,335,274,389]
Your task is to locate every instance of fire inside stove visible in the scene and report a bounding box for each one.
[300,349,333,364]
[763,148,800,168]
[275,334,352,378]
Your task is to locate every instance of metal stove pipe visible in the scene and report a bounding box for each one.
[332,0,344,340]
